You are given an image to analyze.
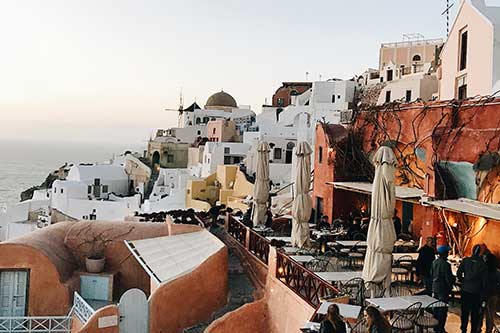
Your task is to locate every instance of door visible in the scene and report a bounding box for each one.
[402,202,414,234]
[118,288,148,333]
[0,271,28,316]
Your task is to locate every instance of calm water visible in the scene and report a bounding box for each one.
[0,139,145,205]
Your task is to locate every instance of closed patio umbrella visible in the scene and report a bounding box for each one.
[362,146,397,295]
[291,142,312,248]
[252,141,270,227]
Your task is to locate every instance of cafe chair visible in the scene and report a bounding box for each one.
[392,255,414,282]
[340,277,365,305]
[389,281,413,297]
[305,258,329,272]
[415,300,447,333]
[349,318,369,333]
[390,302,422,333]
[364,281,386,299]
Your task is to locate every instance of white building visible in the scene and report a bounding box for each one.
[439,0,500,100]
[199,142,250,177]
[181,92,256,134]
[142,169,194,213]
[377,73,438,105]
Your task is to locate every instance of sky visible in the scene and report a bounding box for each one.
[0,0,455,145]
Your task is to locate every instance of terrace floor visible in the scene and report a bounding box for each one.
[184,226,255,332]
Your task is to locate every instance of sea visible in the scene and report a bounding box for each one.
[0,139,145,206]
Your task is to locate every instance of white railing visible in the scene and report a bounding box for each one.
[0,316,71,332]
[71,291,95,324]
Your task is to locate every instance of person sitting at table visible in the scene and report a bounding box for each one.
[416,236,436,295]
[347,218,363,239]
[392,209,402,237]
[319,303,347,333]
[364,306,391,333]
[430,245,455,333]
[318,215,330,230]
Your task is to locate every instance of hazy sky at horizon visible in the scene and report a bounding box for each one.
[0,0,454,144]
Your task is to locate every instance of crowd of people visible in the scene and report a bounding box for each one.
[414,240,500,333]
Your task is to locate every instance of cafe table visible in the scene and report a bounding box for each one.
[366,295,444,312]
[289,255,315,263]
[315,271,362,283]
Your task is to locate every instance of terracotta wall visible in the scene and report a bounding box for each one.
[149,247,228,333]
[72,305,119,333]
[312,125,335,222]
[0,243,72,316]
[205,247,315,333]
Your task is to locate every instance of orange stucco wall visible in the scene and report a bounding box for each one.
[149,247,228,333]
[206,247,315,333]
[0,220,202,316]
[73,305,119,333]
[0,243,72,315]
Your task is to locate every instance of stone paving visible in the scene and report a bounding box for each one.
[184,227,255,333]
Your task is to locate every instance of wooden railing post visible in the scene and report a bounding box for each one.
[245,227,251,251]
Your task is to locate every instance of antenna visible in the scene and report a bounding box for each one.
[441,0,455,37]
[306,71,310,81]
[319,74,322,81]
[179,87,184,111]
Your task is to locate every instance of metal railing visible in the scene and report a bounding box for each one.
[71,291,95,324]
[227,216,247,247]
[276,251,341,308]
[0,316,72,332]
[381,38,443,48]
[248,229,271,265]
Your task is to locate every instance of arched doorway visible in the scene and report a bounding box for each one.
[285,142,295,164]
[152,151,160,168]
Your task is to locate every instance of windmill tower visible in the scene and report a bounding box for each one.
[164,88,185,128]
[442,0,455,37]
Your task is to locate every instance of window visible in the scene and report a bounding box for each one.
[405,90,412,102]
[167,154,174,163]
[102,185,108,193]
[385,91,391,103]
[387,70,393,82]
[213,128,216,134]
[195,117,201,125]
[318,146,323,164]
[94,178,100,186]
[224,147,230,155]
[457,75,467,100]
[88,186,92,194]
[54,187,57,193]
[412,54,422,62]
[331,95,335,103]
[337,95,341,100]
[197,130,201,135]
[60,188,64,194]
[459,30,468,71]
[274,148,282,160]
[277,97,284,107]
[224,156,231,164]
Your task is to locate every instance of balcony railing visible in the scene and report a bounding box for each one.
[0,316,72,332]
[227,216,247,247]
[71,291,95,324]
[248,229,271,265]
[276,251,341,308]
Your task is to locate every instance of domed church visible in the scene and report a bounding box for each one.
[204,90,238,110]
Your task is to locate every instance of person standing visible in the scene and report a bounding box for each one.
[319,303,347,333]
[430,245,455,333]
[457,244,488,333]
[392,209,402,236]
[416,236,436,295]
[483,249,499,333]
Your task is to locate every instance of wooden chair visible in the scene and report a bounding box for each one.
[415,300,447,333]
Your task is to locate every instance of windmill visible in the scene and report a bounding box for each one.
[164,88,185,127]
[442,0,455,37]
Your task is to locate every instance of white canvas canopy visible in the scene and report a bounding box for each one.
[362,146,397,293]
[291,142,312,248]
[252,142,270,227]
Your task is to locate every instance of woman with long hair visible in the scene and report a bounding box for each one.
[365,306,391,333]
[319,303,347,333]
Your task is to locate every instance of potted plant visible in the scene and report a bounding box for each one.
[65,224,135,273]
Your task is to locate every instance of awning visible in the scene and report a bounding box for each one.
[328,182,424,200]
[430,198,500,221]
[125,230,225,284]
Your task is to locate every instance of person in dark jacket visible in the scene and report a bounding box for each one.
[319,303,347,333]
[392,209,402,236]
[416,236,436,295]
[457,244,488,333]
[483,249,499,333]
[430,245,455,333]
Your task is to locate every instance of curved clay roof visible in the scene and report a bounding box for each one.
[205,91,237,108]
